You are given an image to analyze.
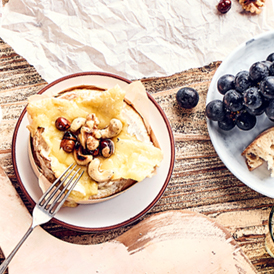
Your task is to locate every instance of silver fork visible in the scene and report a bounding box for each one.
[0,163,84,274]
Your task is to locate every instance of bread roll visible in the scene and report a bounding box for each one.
[242,127,274,176]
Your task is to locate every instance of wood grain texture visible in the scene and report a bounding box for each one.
[0,167,257,274]
[0,37,274,273]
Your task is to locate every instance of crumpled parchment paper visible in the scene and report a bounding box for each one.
[1,0,274,83]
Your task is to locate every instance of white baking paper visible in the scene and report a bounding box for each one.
[1,0,274,83]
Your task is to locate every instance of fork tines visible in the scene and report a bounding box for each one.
[38,163,83,215]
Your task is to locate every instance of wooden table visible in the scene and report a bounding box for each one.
[1,37,274,273]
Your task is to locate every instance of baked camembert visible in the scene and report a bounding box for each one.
[27,82,163,206]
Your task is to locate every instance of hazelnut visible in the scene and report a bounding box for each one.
[90,148,100,157]
[60,131,77,153]
[100,139,114,158]
[55,117,71,131]
[62,131,77,142]
[60,139,75,153]
[216,0,231,14]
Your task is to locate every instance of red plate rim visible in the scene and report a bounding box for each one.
[11,71,175,233]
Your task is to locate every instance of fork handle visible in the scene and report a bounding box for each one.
[0,225,34,274]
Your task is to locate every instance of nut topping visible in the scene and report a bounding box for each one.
[55,117,71,131]
[239,0,265,14]
[216,0,231,14]
[90,148,100,157]
[62,131,77,142]
[88,158,114,183]
[86,113,99,128]
[73,143,93,166]
[60,139,75,153]
[100,119,123,139]
[60,131,77,153]
[78,127,90,148]
[87,135,100,151]
[56,113,122,182]
[100,139,114,158]
[70,117,86,132]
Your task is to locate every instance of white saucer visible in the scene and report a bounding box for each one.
[207,31,274,198]
[12,72,175,232]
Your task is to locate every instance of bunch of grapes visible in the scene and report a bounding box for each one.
[206,53,274,131]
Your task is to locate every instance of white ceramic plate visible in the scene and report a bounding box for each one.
[207,31,274,198]
[12,72,175,232]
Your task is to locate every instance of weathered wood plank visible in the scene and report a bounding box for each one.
[0,37,273,273]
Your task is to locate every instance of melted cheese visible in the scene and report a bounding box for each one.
[101,138,162,181]
[27,85,163,201]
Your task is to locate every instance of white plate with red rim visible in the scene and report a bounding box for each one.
[207,31,274,198]
[12,72,175,232]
